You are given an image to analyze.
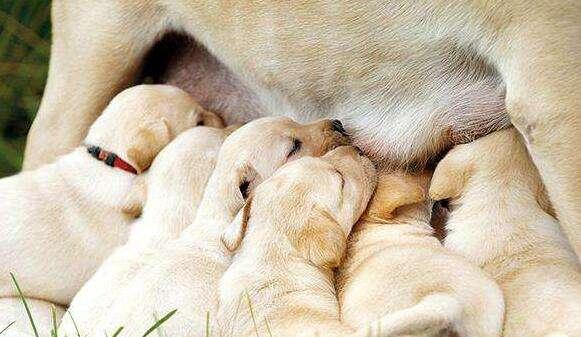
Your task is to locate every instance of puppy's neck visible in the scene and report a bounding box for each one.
[443,170,580,271]
[59,147,136,209]
[183,175,242,242]
[221,228,337,336]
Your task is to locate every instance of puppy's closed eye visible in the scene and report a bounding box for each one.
[288,138,302,157]
[334,169,345,191]
[239,180,250,199]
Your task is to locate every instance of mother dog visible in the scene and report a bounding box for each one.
[24,1,580,256]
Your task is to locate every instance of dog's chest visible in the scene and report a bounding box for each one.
[159,39,505,165]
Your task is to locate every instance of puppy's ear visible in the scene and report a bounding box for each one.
[199,110,225,128]
[429,146,474,201]
[294,207,346,268]
[126,118,171,172]
[366,171,430,219]
[237,165,259,200]
[221,197,253,252]
[122,174,148,217]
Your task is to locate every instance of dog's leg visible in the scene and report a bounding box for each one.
[23,1,165,169]
[488,4,581,258]
[364,293,463,337]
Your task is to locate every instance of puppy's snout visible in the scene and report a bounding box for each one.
[331,119,348,136]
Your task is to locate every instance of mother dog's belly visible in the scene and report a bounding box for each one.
[154,35,508,168]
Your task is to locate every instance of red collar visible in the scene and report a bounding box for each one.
[87,145,138,175]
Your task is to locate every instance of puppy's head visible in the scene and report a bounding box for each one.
[363,170,432,222]
[208,116,350,208]
[221,146,377,269]
[429,128,552,214]
[85,85,224,173]
[122,126,228,217]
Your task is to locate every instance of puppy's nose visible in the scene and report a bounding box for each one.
[331,119,348,136]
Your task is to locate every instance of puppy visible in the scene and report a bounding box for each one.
[88,117,349,337]
[27,1,581,260]
[58,126,232,337]
[218,146,376,337]
[430,128,581,337]
[0,84,222,336]
[337,171,504,337]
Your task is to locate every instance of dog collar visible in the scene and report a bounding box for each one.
[86,145,138,175]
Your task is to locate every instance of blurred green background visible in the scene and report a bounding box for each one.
[0,0,51,177]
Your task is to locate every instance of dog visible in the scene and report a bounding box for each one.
[58,125,233,337]
[24,1,581,257]
[430,128,581,337]
[83,117,349,337]
[217,146,382,337]
[0,84,222,336]
[337,171,504,337]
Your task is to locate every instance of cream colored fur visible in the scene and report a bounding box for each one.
[58,126,229,337]
[430,128,581,337]
[24,1,581,258]
[84,117,348,336]
[218,146,377,337]
[0,298,64,337]
[337,171,504,337]
[0,84,221,337]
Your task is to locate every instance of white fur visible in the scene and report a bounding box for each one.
[85,117,348,336]
[431,128,581,337]
[338,172,504,337]
[218,147,378,337]
[58,126,228,337]
[0,84,220,334]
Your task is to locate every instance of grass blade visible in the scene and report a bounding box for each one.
[264,317,273,337]
[67,311,82,337]
[152,312,167,337]
[0,9,50,53]
[142,309,177,337]
[111,327,124,337]
[10,273,39,337]
[50,305,58,337]
[0,321,15,336]
[244,290,260,337]
[205,311,210,337]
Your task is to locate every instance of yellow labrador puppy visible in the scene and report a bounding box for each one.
[26,1,581,259]
[58,126,232,337]
[430,128,581,337]
[0,84,222,336]
[219,146,377,337]
[337,171,504,337]
[89,117,348,337]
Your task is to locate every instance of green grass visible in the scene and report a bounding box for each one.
[0,321,15,336]
[0,0,50,177]
[8,273,179,337]
[11,272,40,337]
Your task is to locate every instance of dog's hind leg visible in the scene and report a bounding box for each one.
[362,293,464,337]
[486,1,581,259]
[23,1,166,169]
